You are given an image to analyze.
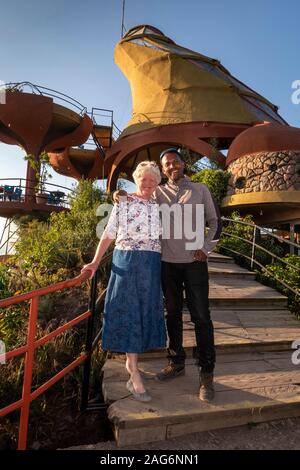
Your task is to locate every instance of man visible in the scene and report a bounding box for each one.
[114,148,222,401]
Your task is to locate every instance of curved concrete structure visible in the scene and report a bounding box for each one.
[227,122,300,165]
[224,122,300,223]
[222,191,300,224]
[48,147,109,180]
[0,89,93,204]
[106,122,242,191]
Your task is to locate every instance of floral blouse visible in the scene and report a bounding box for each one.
[103,195,161,253]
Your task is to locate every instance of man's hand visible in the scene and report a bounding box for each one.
[193,249,207,262]
[112,189,128,203]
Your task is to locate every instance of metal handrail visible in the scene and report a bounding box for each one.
[221,230,300,273]
[2,82,120,136]
[0,178,74,194]
[0,250,113,450]
[0,216,19,255]
[0,218,9,247]
[0,180,72,208]
[0,271,90,450]
[90,107,113,125]
[219,244,300,297]
[219,217,300,298]
[221,216,300,251]
[3,82,87,115]
[80,252,112,412]
[112,122,122,138]
[0,226,18,254]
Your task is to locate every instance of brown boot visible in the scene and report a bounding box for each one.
[156,363,185,381]
[199,371,215,402]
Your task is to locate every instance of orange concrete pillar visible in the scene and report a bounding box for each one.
[25,155,39,203]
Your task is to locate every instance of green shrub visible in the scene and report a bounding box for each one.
[7,179,111,292]
[0,263,11,299]
[191,169,231,205]
[259,255,300,317]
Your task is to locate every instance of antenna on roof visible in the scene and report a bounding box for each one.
[121,0,126,38]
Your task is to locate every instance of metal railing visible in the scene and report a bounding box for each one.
[2,82,122,146]
[2,82,87,116]
[75,108,121,152]
[220,216,300,298]
[0,217,18,255]
[91,107,121,146]
[0,251,112,450]
[0,178,73,208]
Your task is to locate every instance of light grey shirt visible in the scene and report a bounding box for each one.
[155,176,222,263]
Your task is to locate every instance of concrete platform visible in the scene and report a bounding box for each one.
[103,352,300,447]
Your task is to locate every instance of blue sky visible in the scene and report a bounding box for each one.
[1,0,300,239]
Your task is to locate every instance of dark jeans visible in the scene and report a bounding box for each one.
[161,260,215,373]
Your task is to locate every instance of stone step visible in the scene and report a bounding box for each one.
[137,308,298,359]
[208,262,256,279]
[103,351,300,447]
[207,277,288,309]
[208,253,234,263]
[185,308,297,351]
[209,298,288,309]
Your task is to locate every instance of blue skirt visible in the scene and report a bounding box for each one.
[102,249,166,353]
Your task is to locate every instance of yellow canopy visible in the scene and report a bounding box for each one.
[115,25,286,138]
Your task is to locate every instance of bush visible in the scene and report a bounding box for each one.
[218,211,255,269]
[191,169,231,205]
[0,263,11,299]
[259,255,300,317]
[7,179,111,292]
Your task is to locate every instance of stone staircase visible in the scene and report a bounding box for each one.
[101,253,300,447]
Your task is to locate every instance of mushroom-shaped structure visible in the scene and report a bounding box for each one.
[0,83,91,211]
[48,110,116,180]
[48,147,111,181]
[222,122,300,224]
[104,25,287,190]
[0,83,113,218]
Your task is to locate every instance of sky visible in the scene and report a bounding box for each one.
[1,0,300,244]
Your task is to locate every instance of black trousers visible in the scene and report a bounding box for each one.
[161,260,215,373]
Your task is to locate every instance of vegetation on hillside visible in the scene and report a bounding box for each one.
[0,179,113,449]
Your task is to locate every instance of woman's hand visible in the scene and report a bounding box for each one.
[81,261,99,279]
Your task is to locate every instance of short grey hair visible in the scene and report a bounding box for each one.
[132,161,161,185]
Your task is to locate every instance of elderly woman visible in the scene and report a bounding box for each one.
[81,161,166,402]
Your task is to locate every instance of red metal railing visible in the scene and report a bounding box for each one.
[0,271,92,450]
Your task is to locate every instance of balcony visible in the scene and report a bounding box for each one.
[0,178,72,218]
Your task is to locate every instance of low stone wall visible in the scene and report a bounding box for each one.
[227,151,300,196]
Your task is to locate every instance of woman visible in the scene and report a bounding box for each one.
[81,161,166,402]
